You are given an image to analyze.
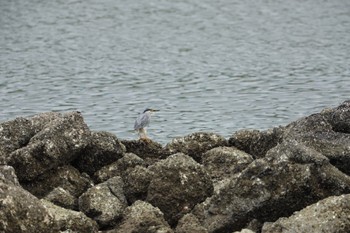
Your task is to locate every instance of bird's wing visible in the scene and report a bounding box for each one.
[134,113,150,130]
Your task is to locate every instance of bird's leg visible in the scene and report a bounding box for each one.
[139,128,151,142]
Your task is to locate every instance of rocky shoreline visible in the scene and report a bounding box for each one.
[1,101,350,233]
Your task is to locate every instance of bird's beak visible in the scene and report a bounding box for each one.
[152,109,159,112]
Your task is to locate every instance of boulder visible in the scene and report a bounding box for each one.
[43,187,78,210]
[0,179,57,232]
[108,200,173,233]
[0,165,20,186]
[147,153,214,226]
[0,117,34,163]
[93,153,144,183]
[79,176,127,229]
[41,199,98,233]
[7,112,91,181]
[73,131,126,175]
[281,100,350,175]
[192,139,350,233]
[228,127,283,159]
[123,165,154,203]
[262,194,350,233]
[175,213,208,233]
[164,132,227,162]
[22,165,92,199]
[121,139,165,165]
[202,147,253,182]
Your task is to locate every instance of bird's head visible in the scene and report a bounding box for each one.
[143,108,159,113]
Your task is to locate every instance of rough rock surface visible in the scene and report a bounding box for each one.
[147,153,214,226]
[7,112,91,181]
[74,131,126,175]
[123,165,154,203]
[121,139,165,165]
[79,176,127,229]
[0,173,57,233]
[229,127,283,159]
[43,187,78,210]
[42,199,98,232]
[93,152,144,183]
[0,117,34,164]
[262,194,350,233]
[164,132,227,162]
[0,165,20,186]
[192,139,350,232]
[22,165,92,199]
[175,213,208,233]
[202,146,253,182]
[108,200,173,233]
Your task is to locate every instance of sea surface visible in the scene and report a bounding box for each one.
[1,0,349,144]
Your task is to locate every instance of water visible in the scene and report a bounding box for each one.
[1,0,349,144]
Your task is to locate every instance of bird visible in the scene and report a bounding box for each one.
[134,108,159,140]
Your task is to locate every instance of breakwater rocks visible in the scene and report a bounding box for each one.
[1,101,350,233]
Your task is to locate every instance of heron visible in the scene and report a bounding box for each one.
[134,108,159,140]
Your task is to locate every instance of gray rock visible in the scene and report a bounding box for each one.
[22,165,92,199]
[261,194,350,233]
[175,213,208,233]
[164,132,227,162]
[79,176,127,228]
[74,131,126,175]
[41,199,98,233]
[43,187,78,210]
[282,101,350,175]
[202,147,253,182]
[0,117,34,163]
[28,112,63,133]
[0,180,57,233]
[123,165,154,203]
[93,153,144,183]
[147,153,214,226]
[121,139,165,165]
[232,229,255,233]
[228,127,283,159]
[0,165,20,186]
[109,200,173,233]
[192,139,350,233]
[327,100,350,133]
[7,112,91,181]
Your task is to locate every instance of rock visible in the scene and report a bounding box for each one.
[261,194,350,233]
[327,100,350,133]
[192,139,350,233]
[121,139,165,165]
[123,165,154,203]
[232,229,255,233]
[202,147,253,182]
[109,200,173,233]
[41,199,98,233]
[147,153,214,226]
[93,153,144,183]
[164,132,227,162]
[28,112,63,132]
[175,213,208,233]
[0,180,57,233]
[43,187,78,210]
[282,101,350,175]
[79,176,127,229]
[228,127,283,159]
[7,112,91,181]
[22,165,92,200]
[73,131,126,175]
[0,165,20,186]
[0,117,34,163]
